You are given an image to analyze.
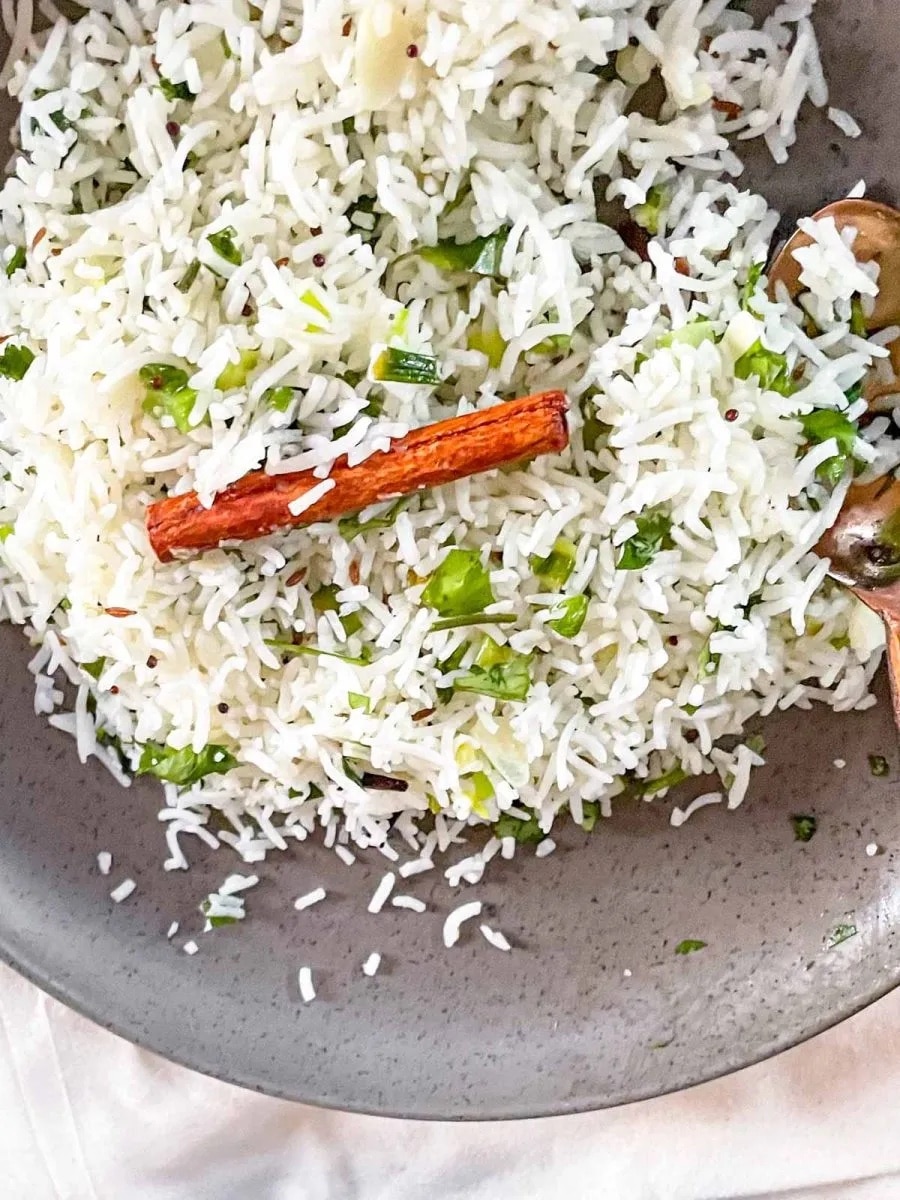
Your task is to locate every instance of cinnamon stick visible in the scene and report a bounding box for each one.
[147,390,569,561]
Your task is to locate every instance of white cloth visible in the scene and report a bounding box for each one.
[2,960,900,1200]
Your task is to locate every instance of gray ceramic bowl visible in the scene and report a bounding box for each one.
[0,0,899,1120]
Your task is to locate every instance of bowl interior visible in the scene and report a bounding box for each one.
[0,0,899,1119]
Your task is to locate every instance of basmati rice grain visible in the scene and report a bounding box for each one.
[110,878,135,903]
[298,966,316,1003]
[293,887,326,911]
[367,872,396,915]
[362,952,382,977]
[479,924,511,952]
[97,851,112,876]
[391,895,426,913]
[442,900,483,948]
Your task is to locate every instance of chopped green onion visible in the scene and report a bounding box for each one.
[641,766,688,796]
[264,638,372,666]
[453,651,533,702]
[580,800,600,832]
[466,326,507,369]
[658,319,716,350]
[175,260,201,293]
[532,332,572,356]
[430,612,516,633]
[422,547,494,617]
[493,811,543,843]
[791,814,817,842]
[633,185,666,235]
[674,939,707,955]
[139,363,200,434]
[215,349,258,391]
[530,537,577,590]
[371,346,440,386]
[844,381,863,405]
[850,297,867,338]
[740,261,764,312]
[82,657,106,681]
[418,228,509,278]
[389,307,410,340]
[798,408,859,487]
[158,76,194,102]
[548,593,589,637]
[0,523,13,542]
[199,898,239,928]
[348,691,369,711]
[139,363,190,392]
[5,246,25,278]
[137,741,236,786]
[616,510,673,571]
[338,496,407,541]
[734,339,795,396]
[312,583,363,635]
[827,922,857,949]
[869,754,890,778]
[463,770,494,818]
[265,386,294,412]
[0,344,34,381]
[207,226,242,267]
[697,622,723,678]
[745,733,766,756]
[300,289,330,333]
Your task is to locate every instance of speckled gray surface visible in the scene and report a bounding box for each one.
[0,0,899,1121]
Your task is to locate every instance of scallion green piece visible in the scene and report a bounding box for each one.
[265,386,294,412]
[791,814,817,842]
[430,612,516,632]
[633,185,666,235]
[547,593,589,637]
[338,497,407,541]
[740,261,764,312]
[641,766,688,796]
[616,510,673,571]
[175,260,201,293]
[159,76,194,102]
[421,548,494,617]
[207,226,242,267]
[137,741,236,786]
[264,638,372,666]
[371,346,440,386]
[0,344,34,381]
[530,537,577,590]
[215,349,258,391]
[850,297,867,338]
[466,326,507,369]
[311,584,363,636]
[453,651,533,702]
[0,523,13,542]
[799,408,859,487]
[418,228,509,278]
[734,339,795,395]
[348,692,369,711]
[675,939,706,955]
[139,362,200,434]
[493,810,543,843]
[5,246,25,278]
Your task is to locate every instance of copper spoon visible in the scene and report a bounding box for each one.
[769,198,900,727]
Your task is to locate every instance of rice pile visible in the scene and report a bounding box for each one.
[0,0,895,880]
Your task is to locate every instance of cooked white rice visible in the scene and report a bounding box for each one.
[0,0,894,889]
